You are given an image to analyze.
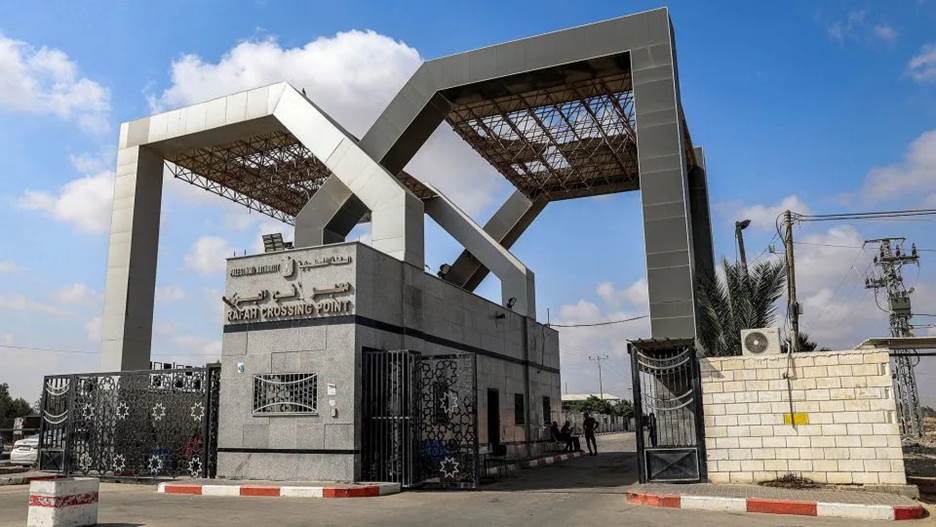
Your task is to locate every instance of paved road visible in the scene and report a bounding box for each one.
[1,434,931,526]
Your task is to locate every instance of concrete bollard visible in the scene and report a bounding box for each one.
[27,478,99,527]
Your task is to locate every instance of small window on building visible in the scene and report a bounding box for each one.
[514,393,525,425]
[253,373,318,415]
[542,396,551,425]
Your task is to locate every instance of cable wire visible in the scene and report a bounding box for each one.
[549,315,649,328]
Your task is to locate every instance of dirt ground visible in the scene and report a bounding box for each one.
[904,417,936,478]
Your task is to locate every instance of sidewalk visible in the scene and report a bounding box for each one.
[0,470,58,486]
[159,479,401,498]
[627,482,926,521]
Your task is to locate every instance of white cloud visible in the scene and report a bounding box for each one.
[55,283,98,305]
[0,293,69,317]
[149,30,420,138]
[907,43,936,83]
[68,149,114,174]
[596,278,648,310]
[725,195,811,231]
[0,33,110,132]
[872,24,898,44]
[862,130,936,201]
[19,170,114,234]
[0,260,18,273]
[150,29,502,217]
[155,285,186,302]
[172,335,222,356]
[827,10,867,42]
[84,316,101,341]
[185,236,233,275]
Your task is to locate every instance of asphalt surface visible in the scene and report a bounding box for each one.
[1,433,932,526]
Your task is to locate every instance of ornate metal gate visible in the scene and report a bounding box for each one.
[361,350,478,488]
[629,340,706,483]
[38,364,221,479]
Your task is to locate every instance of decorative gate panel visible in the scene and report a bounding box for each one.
[361,350,478,488]
[38,365,221,479]
[416,354,478,489]
[630,340,706,483]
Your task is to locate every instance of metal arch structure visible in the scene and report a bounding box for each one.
[309,7,716,341]
[100,84,430,370]
[99,8,716,371]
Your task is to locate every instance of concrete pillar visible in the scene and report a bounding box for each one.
[443,190,547,292]
[631,22,699,340]
[99,144,163,371]
[294,175,368,248]
[424,187,536,316]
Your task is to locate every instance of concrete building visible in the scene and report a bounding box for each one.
[218,242,559,483]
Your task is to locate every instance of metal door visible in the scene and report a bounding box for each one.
[361,350,478,488]
[630,340,706,483]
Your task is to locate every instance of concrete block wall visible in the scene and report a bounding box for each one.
[356,244,561,458]
[700,350,905,486]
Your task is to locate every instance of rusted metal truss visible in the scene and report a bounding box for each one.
[445,73,639,201]
[165,131,331,225]
[165,130,435,225]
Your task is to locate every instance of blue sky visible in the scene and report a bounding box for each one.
[1,1,935,405]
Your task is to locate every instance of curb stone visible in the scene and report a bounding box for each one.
[158,451,585,497]
[158,481,401,498]
[626,490,925,521]
[484,451,585,476]
[0,474,59,486]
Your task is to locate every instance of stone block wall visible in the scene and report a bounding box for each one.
[700,350,905,485]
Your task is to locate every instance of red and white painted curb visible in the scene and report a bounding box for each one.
[484,451,584,476]
[28,478,99,527]
[158,481,400,498]
[626,490,926,521]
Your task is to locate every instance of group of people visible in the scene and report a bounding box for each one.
[549,412,599,456]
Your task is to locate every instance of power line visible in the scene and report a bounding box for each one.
[796,207,936,222]
[549,315,648,328]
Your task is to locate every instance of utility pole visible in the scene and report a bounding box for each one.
[587,354,609,400]
[783,210,800,354]
[865,238,923,438]
[736,219,752,274]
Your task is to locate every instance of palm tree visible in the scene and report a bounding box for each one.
[695,258,786,356]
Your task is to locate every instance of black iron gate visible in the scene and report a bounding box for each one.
[361,350,478,488]
[629,340,706,483]
[38,364,221,479]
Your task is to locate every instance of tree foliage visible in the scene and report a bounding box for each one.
[0,383,34,420]
[696,259,828,355]
[564,396,633,419]
[696,258,787,356]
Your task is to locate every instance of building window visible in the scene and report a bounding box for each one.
[253,373,318,415]
[514,394,525,425]
[542,396,551,425]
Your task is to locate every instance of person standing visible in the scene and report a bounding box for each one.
[582,412,598,456]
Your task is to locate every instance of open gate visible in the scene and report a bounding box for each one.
[37,364,221,479]
[362,350,478,488]
[629,339,706,483]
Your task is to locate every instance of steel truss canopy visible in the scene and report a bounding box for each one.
[164,129,433,226]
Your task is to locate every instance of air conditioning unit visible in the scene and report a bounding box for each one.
[740,328,782,356]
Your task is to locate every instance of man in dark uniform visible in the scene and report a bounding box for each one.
[582,412,598,456]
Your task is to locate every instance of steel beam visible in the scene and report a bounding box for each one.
[423,185,536,316]
[443,190,546,292]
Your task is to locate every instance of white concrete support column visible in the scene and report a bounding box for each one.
[444,190,547,292]
[631,21,699,340]
[99,144,163,371]
[424,187,535,317]
[273,88,424,268]
[294,175,367,248]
